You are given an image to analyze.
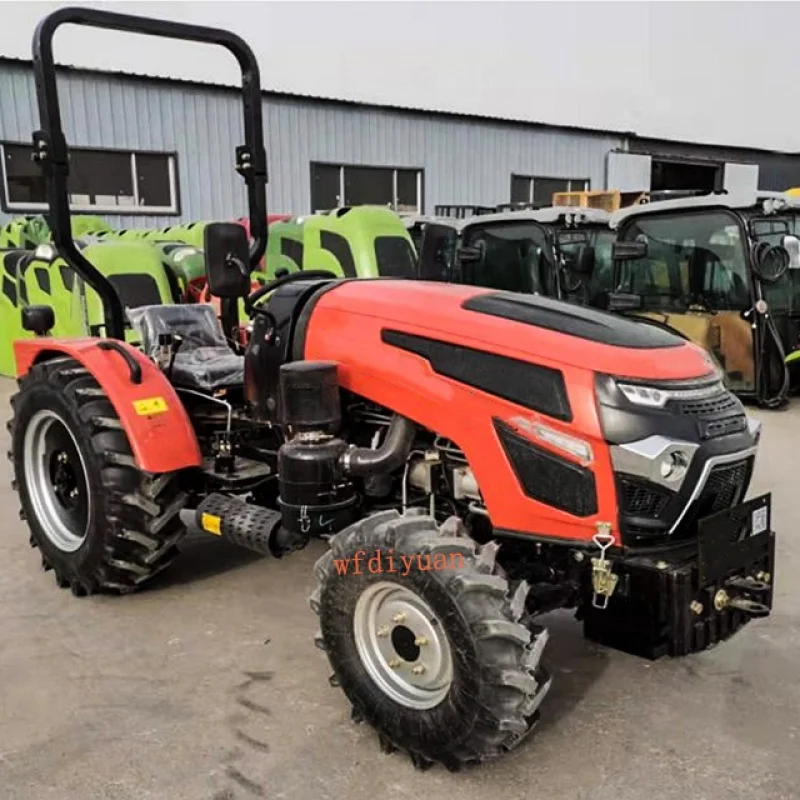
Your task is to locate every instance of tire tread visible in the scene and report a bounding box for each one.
[9,357,187,595]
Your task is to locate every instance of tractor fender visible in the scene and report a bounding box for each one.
[14,338,203,474]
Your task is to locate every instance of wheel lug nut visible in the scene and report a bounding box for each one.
[391,612,407,623]
[376,626,390,637]
[414,636,428,647]
[388,658,401,669]
[411,664,426,675]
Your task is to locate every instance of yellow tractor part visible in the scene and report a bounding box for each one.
[553,190,648,212]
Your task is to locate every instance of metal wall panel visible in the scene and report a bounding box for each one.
[0,61,624,227]
[606,151,652,192]
[0,62,246,228]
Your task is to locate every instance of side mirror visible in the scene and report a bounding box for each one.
[612,240,647,261]
[204,222,252,298]
[782,234,800,270]
[22,304,55,336]
[607,292,643,312]
[571,244,595,275]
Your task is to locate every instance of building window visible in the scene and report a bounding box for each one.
[1,142,180,214]
[511,175,590,207]
[311,162,423,214]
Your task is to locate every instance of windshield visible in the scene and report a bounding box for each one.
[556,228,615,304]
[617,210,751,312]
[461,221,555,294]
[374,236,418,278]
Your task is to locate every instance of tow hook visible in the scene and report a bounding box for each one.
[590,523,618,610]
[713,575,771,618]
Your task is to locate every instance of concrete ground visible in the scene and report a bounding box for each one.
[0,376,798,800]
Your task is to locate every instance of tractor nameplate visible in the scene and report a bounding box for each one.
[200,513,222,536]
[133,396,169,416]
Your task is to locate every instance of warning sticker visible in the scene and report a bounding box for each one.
[133,397,169,416]
[752,505,768,536]
[200,513,222,536]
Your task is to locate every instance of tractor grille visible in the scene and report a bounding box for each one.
[695,459,751,516]
[672,392,740,418]
[616,457,753,547]
[670,391,747,440]
[618,476,672,518]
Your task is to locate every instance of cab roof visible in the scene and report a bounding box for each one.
[610,191,800,229]
[462,206,611,229]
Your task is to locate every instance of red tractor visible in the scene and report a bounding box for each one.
[8,7,776,771]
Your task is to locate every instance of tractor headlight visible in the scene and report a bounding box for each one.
[617,382,669,408]
[615,376,726,409]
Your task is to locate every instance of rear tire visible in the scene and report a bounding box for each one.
[310,510,552,770]
[9,356,188,595]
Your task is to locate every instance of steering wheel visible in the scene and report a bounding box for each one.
[245,270,338,317]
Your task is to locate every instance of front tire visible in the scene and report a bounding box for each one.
[9,357,188,595]
[310,510,552,770]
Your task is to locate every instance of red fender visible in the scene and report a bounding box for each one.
[14,338,203,474]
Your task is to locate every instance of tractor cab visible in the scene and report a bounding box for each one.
[417,206,613,303]
[266,206,418,280]
[608,191,800,406]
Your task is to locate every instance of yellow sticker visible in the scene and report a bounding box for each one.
[133,396,169,416]
[200,513,222,536]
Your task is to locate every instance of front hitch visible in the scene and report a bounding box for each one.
[715,574,772,618]
[582,493,776,660]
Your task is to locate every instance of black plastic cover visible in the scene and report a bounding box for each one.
[463,291,684,349]
[382,329,572,421]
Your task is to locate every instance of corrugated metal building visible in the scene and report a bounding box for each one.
[1,57,799,228]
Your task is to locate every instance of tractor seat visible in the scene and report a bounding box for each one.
[127,303,244,391]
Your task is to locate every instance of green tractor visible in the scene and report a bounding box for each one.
[0,238,180,375]
[0,216,52,249]
[69,240,182,341]
[0,214,113,249]
[266,206,418,279]
[152,242,207,302]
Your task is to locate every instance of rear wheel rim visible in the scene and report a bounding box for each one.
[23,409,91,553]
[353,581,454,710]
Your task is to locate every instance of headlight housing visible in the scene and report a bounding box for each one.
[615,376,726,409]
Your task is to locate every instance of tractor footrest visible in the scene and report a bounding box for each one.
[583,494,776,660]
[195,493,283,557]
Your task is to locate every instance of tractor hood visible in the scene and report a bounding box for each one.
[301,280,717,383]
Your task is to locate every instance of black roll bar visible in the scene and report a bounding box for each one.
[31,6,269,340]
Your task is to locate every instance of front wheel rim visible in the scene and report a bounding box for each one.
[353,581,454,710]
[22,409,91,553]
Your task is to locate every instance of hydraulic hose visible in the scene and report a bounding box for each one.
[340,415,416,477]
[754,310,790,409]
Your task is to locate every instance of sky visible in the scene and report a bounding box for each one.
[1,0,797,152]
